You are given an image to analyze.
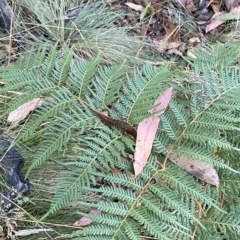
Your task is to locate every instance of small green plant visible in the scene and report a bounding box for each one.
[0,42,240,239]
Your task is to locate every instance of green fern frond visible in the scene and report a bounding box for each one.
[52,49,73,86]
[27,101,98,174]
[169,99,190,126]
[157,163,222,211]
[185,42,240,71]
[17,89,78,142]
[69,57,100,97]
[71,157,201,239]
[41,43,58,77]
[87,63,126,109]
[43,126,133,218]
[1,42,240,239]
[161,111,182,139]
[184,125,235,150]
[9,44,50,70]
[110,65,170,124]
[202,210,240,235]
[194,115,239,131]
[0,73,36,93]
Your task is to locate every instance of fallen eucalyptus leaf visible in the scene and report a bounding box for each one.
[169,155,219,186]
[134,87,173,177]
[7,98,44,122]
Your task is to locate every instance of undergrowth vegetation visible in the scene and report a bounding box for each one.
[0,0,240,240]
[0,42,240,239]
[7,0,158,65]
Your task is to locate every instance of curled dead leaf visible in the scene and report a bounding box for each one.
[91,109,137,139]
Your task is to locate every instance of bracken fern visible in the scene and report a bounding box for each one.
[0,42,240,239]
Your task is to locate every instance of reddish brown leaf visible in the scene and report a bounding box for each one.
[91,109,137,139]
[134,87,173,177]
[169,155,219,186]
[73,209,101,227]
[7,98,44,122]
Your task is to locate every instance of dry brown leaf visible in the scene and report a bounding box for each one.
[141,24,149,37]
[185,0,197,12]
[151,3,164,18]
[73,209,101,226]
[7,98,44,122]
[134,87,173,177]
[91,109,137,139]
[125,3,144,12]
[169,155,219,186]
[153,39,183,53]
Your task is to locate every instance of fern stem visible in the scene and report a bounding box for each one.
[111,164,168,239]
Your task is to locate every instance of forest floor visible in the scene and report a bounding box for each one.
[1,0,240,65]
[0,0,240,239]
